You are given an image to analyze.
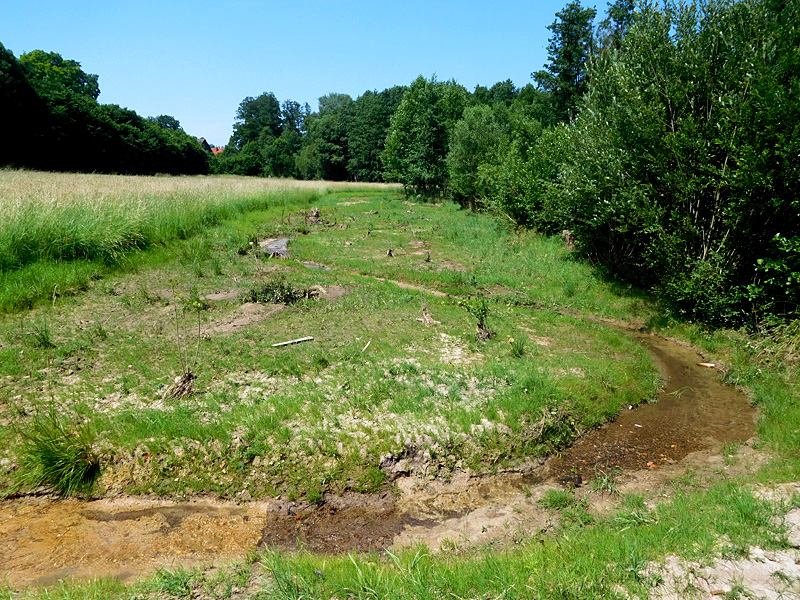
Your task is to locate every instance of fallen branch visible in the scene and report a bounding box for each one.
[272,336,314,347]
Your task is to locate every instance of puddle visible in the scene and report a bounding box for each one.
[0,328,759,588]
[259,237,292,258]
[300,261,329,271]
[257,238,329,271]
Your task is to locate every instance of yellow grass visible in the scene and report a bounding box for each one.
[0,169,399,210]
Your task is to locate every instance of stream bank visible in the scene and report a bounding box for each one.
[0,328,759,588]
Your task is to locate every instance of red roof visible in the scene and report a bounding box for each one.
[211,147,224,156]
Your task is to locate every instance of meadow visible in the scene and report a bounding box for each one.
[1,171,799,599]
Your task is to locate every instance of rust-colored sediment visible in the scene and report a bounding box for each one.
[0,329,758,588]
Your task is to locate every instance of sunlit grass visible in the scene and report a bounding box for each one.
[0,170,397,311]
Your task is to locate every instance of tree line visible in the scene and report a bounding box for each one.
[218,0,797,326]
[0,45,209,175]
[2,0,796,325]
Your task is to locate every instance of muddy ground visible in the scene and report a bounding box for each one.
[0,328,767,590]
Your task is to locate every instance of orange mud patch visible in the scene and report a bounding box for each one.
[0,497,268,587]
[0,327,761,588]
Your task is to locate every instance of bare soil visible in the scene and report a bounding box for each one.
[0,328,766,588]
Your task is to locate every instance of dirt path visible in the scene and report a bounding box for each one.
[0,327,761,588]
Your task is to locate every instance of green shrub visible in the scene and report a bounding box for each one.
[240,277,312,305]
[17,407,101,496]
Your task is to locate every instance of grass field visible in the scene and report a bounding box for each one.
[0,177,659,500]
[1,172,799,599]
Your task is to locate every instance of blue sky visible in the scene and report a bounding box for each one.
[2,1,590,146]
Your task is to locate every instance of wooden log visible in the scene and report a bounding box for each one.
[272,336,314,347]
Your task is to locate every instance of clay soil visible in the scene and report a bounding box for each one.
[0,328,764,588]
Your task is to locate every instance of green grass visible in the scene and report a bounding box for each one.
[0,171,356,311]
[0,184,659,500]
[15,406,100,497]
[2,174,799,599]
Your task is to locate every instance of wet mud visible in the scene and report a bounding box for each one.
[0,497,267,587]
[548,329,758,482]
[259,237,292,258]
[257,492,404,554]
[0,328,759,588]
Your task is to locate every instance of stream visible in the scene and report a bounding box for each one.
[0,324,757,587]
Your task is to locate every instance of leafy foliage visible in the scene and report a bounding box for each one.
[446,104,508,208]
[533,1,597,123]
[240,277,312,304]
[20,49,100,100]
[1,47,209,175]
[555,0,800,324]
[382,76,469,196]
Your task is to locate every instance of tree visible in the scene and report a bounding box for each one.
[300,93,354,180]
[382,76,468,196]
[474,80,517,106]
[596,0,636,49]
[229,92,281,150]
[446,105,508,208]
[149,114,183,130]
[533,1,597,122]
[263,129,302,178]
[280,99,309,134]
[0,43,49,167]
[347,86,406,182]
[20,50,99,100]
[548,0,800,324]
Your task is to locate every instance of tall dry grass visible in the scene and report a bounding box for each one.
[0,170,394,272]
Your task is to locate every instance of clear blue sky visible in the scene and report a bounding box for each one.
[2,0,597,146]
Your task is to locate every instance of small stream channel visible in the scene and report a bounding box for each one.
[0,318,757,587]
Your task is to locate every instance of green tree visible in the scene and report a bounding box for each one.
[263,129,302,178]
[473,79,517,107]
[347,86,406,182]
[596,0,636,49]
[533,1,597,122]
[0,43,49,167]
[446,105,508,209]
[20,49,99,100]
[149,114,182,130]
[552,0,800,323]
[382,76,468,196]
[300,93,354,180]
[229,92,281,150]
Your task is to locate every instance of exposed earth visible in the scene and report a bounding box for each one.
[0,327,770,591]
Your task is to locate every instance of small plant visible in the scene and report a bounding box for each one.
[509,333,528,358]
[240,277,312,305]
[538,488,576,510]
[90,321,109,340]
[163,282,203,400]
[620,546,648,583]
[593,463,622,495]
[17,406,101,497]
[153,566,195,598]
[28,315,56,349]
[265,551,309,600]
[460,293,495,340]
[561,498,594,527]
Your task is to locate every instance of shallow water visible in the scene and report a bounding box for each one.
[548,329,758,480]
[0,329,757,587]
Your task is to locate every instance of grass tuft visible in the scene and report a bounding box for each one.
[17,407,101,497]
[240,277,312,305]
